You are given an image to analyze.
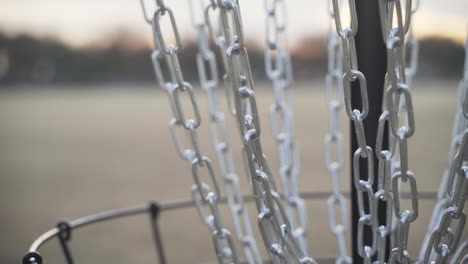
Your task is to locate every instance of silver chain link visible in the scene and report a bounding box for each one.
[137,1,467,263]
[378,1,421,263]
[331,0,380,262]
[140,1,239,263]
[449,241,468,264]
[325,2,352,263]
[418,31,468,264]
[263,0,310,256]
[189,1,263,263]
[214,0,316,263]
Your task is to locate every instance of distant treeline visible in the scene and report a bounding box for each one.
[0,31,465,85]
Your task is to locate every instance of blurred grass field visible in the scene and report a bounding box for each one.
[0,81,466,263]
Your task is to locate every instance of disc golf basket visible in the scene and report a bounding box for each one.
[22,0,468,264]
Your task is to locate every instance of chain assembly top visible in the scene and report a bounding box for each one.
[140,0,239,263]
[136,0,467,263]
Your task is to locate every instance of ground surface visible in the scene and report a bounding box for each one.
[0,81,466,263]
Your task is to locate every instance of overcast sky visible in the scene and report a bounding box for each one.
[0,0,466,47]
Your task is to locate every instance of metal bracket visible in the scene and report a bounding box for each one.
[149,201,167,264]
[57,220,74,264]
[22,251,42,264]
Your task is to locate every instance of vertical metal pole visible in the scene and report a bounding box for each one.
[351,0,388,262]
[149,202,167,264]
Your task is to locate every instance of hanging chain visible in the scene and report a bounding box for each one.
[137,1,467,263]
[449,241,468,264]
[212,0,316,263]
[417,31,468,264]
[324,2,352,263]
[419,131,467,263]
[189,1,263,263]
[263,0,310,255]
[331,0,382,263]
[140,1,239,263]
[377,1,421,263]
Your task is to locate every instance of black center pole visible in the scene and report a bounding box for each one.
[351,0,389,263]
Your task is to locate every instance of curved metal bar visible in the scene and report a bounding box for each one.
[29,204,150,252]
[24,191,438,259]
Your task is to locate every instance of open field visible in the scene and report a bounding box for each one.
[0,81,466,263]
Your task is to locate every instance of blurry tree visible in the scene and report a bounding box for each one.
[0,31,464,86]
[418,37,465,79]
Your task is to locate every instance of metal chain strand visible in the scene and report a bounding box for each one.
[140,1,239,263]
[189,1,263,263]
[331,0,380,263]
[135,1,467,264]
[418,32,468,264]
[449,241,468,264]
[215,0,316,263]
[377,1,422,263]
[377,1,420,262]
[263,0,310,256]
[324,2,352,263]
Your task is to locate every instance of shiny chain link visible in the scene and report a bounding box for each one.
[137,1,467,263]
[378,1,421,263]
[189,1,263,263]
[324,2,352,263]
[331,0,380,263]
[449,241,468,264]
[263,0,310,255]
[214,0,316,263]
[140,1,239,263]
[418,31,468,264]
